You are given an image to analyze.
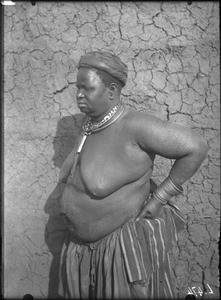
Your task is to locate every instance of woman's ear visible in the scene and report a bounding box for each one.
[109,83,118,92]
[108,83,118,100]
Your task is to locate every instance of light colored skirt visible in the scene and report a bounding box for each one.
[58,203,186,299]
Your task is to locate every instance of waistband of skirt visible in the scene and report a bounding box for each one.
[63,201,186,250]
[64,216,136,249]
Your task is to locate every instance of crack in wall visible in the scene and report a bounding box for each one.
[4,1,220,298]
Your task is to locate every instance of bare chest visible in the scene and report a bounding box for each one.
[71,129,152,198]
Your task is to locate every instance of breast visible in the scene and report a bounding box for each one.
[79,161,134,198]
[77,143,152,198]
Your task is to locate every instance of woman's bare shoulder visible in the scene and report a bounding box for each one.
[123,106,165,131]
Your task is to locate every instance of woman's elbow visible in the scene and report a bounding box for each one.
[192,136,208,160]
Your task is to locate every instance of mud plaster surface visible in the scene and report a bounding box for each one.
[4,1,220,299]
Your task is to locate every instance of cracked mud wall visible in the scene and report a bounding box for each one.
[3,1,220,299]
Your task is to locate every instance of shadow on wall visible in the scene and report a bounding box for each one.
[44,113,85,299]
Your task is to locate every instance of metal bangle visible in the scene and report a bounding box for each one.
[168,176,183,193]
[153,176,183,205]
[152,192,168,205]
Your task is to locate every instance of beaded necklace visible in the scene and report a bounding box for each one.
[77,104,125,152]
[70,105,125,177]
[82,105,119,134]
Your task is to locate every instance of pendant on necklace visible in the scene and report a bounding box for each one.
[70,133,89,177]
[70,105,125,178]
[82,105,119,134]
[77,133,89,153]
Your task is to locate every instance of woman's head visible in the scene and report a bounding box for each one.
[76,51,128,119]
[77,51,128,88]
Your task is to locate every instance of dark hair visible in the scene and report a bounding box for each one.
[94,68,123,90]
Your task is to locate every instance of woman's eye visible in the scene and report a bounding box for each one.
[85,87,93,92]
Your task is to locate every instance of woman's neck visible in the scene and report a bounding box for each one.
[91,103,120,123]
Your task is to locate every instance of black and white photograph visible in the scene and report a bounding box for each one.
[2,1,220,299]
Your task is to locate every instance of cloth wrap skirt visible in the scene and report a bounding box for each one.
[58,202,186,299]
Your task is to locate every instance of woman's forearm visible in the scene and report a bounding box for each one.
[168,140,208,187]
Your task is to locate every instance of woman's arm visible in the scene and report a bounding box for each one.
[127,111,208,219]
[131,112,208,186]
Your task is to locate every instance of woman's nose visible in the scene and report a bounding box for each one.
[76,91,84,100]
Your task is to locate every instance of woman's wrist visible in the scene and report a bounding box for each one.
[151,194,168,206]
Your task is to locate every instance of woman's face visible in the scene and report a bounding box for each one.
[76,68,110,119]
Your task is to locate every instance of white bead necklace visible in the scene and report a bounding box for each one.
[82,105,119,134]
[77,105,125,153]
[70,105,125,177]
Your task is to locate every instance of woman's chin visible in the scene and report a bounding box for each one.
[78,105,89,113]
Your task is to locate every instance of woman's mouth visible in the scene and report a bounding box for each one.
[77,103,87,107]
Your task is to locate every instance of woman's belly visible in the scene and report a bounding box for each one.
[60,173,151,243]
